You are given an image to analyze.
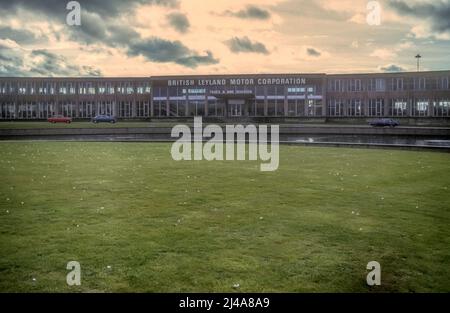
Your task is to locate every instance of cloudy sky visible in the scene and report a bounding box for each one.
[0,0,449,77]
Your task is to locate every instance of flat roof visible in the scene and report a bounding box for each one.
[0,70,449,80]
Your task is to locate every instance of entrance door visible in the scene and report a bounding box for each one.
[229,100,244,117]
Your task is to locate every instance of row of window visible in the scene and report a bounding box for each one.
[327,99,450,117]
[154,99,323,117]
[0,82,152,95]
[328,77,450,92]
[1,98,449,118]
[0,101,150,119]
[0,100,322,118]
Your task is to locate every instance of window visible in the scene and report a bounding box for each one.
[267,100,276,116]
[348,99,363,116]
[276,100,285,116]
[307,100,321,116]
[187,101,205,116]
[414,100,429,117]
[416,78,426,90]
[417,101,428,111]
[426,78,437,90]
[334,80,342,92]
[441,77,449,90]
[137,86,150,94]
[169,100,187,117]
[393,78,403,91]
[392,100,408,116]
[62,101,75,117]
[98,101,113,116]
[79,101,94,118]
[328,99,344,116]
[255,100,265,116]
[99,83,114,94]
[349,79,362,92]
[355,79,362,91]
[375,79,386,92]
[0,82,7,94]
[287,99,307,116]
[394,101,407,110]
[369,99,383,116]
[137,101,150,117]
[287,99,296,116]
[153,100,167,117]
[117,83,134,95]
[119,101,132,118]
[435,100,450,117]
[367,79,374,91]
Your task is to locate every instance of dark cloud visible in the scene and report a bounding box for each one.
[30,49,102,77]
[69,11,108,44]
[379,64,405,73]
[167,12,190,33]
[223,5,271,20]
[225,36,269,54]
[388,0,450,34]
[176,51,218,68]
[128,37,219,68]
[0,43,102,77]
[0,26,48,44]
[0,0,220,71]
[0,0,174,46]
[0,42,24,67]
[68,11,140,46]
[306,48,321,57]
[0,0,178,19]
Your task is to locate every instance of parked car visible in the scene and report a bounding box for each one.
[92,115,117,124]
[369,118,400,128]
[48,115,72,124]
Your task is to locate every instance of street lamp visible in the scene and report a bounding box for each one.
[415,54,422,72]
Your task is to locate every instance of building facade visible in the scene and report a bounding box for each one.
[1,71,449,120]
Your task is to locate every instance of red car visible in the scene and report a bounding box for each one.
[47,115,73,124]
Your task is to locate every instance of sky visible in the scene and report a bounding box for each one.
[0,0,449,77]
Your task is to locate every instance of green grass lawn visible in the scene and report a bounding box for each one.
[0,142,449,292]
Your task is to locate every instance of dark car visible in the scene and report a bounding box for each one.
[369,118,400,128]
[48,115,72,124]
[92,115,117,124]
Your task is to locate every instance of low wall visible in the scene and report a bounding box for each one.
[1,125,450,138]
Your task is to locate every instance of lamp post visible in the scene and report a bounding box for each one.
[415,54,422,72]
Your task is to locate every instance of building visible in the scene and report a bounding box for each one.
[1,71,449,121]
